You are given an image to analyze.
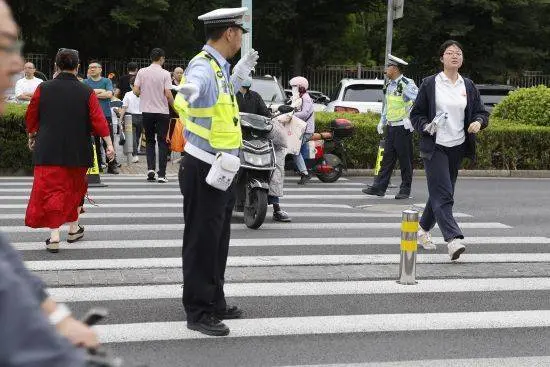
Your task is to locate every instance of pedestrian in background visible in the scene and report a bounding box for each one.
[174,6,258,336]
[25,49,114,253]
[119,75,142,163]
[119,61,138,96]
[363,54,418,200]
[133,48,175,183]
[236,76,270,116]
[289,76,315,185]
[14,61,42,103]
[410,40,489,260]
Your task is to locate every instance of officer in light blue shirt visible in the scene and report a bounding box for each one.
[363,54,418,199]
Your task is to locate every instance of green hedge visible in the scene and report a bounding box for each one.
[0,103,32,174]
[492,85,550,127]
[1,106,550,172]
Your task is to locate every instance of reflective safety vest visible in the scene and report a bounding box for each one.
[385,79,413,122]
[173,51,241,150]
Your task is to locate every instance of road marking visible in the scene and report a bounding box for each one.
[12,236,547,251]
[0,203,354,209]
[0,211,472,220]
[49,277,550,302]
[0,194,389,200]
[0,222,511,233]
[24,253,550,270]
[93,310,550,343]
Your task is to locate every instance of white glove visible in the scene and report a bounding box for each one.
[377,121,385,135]
[232,49,259,83]
[174,83,200,104]
[423,112,448,136]
[403,117,414,132]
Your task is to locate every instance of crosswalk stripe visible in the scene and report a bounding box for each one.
[0,211,473,220]
[0,194,387,200]
[0,175,349,182]
[48,278,550,302]
[24,253,550,270]
[0,222,511,233]
[12,236,548,251]
[284,356,550,367]
[0,187,371,193]
[94,310,550,343]
[0,182,365,187]
[0,203,354,209]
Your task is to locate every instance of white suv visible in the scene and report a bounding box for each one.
[325,78,385,113]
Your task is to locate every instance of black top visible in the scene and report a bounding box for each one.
[236,90,270,117]
[410,74,489,161]
[33,73,96,167]
[118,73,135,96]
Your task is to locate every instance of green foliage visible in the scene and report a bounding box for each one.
[0,104,32,174]
[492,85,550,127]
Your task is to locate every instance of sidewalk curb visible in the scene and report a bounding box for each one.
[285,169,550,178]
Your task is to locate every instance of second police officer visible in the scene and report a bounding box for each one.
[173,7,258,337]
[363,54,418,200]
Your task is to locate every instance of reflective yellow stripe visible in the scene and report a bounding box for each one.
[401,239,417,251]
[401,221,418,233]
[185,120,210,140]
[187,107,215,118]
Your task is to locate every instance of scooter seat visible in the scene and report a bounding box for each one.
[310,132,332,141]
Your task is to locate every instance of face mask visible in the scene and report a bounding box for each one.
[291,86,299,98]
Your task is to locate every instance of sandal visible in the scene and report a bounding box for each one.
[67,224,85,243]
[45,238,60,253]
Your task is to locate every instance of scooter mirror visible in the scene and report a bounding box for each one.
[278,105,294,114]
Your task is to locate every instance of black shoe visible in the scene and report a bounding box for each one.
[147,170,156,182]
[45,238,59,253]
[395,192,411,200]
[362,186,385,196]
[297,173,311,185]
[67,224,85,243]
[214,305,243,320]
[107,165,120,174]
[187,314,229,336]
[273,210,292,222]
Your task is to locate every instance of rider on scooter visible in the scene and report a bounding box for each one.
[289,76,315,185]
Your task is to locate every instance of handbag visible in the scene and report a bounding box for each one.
[166,118,186,152]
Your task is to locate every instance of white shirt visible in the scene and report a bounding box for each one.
[122,91,141,114]
[14,76,43,102]
[435,72,467,147]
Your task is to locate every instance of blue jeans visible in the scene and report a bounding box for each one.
[293,133,312,174]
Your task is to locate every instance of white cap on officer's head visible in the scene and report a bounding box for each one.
[198,7,249,34]
[387,54,408,67]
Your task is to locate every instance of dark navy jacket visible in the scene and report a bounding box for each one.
[410,73,489,161]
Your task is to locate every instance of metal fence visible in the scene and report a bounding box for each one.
[23,53,550,94]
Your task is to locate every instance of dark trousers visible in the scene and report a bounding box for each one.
[178,154,236,323]
[372,125,413,194]
[420,143,465,242]
[94,116,115,167]
[131,114,143,156]
[142,112,169,177]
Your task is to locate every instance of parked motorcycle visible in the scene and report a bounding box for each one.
[234,112,277,229]
[287,118,354,183]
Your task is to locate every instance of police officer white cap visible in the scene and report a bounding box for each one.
[198,7,249,33]
[387,54,408,67]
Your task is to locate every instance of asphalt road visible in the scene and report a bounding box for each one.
[1,174,549,367]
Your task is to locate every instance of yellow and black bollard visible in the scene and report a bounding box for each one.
[86,138,106,187]
[374,139,385,176]
[398,209,419,285]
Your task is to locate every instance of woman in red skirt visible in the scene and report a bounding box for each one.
[25,49,114,252]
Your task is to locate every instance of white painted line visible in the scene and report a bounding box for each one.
[283,356,550,367]
[12,236,548,251]
[0,211,472,220]
[0,222,511,233]
[94,310,550,343]
[0,187,377,193]
[0,203,353,209]
[0,181,365,187]
[24,253,550,270]
[48,277,550,302]
[0,194,372,200]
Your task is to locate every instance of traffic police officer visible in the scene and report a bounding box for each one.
[174,7,258,337]
[363,54,418,199]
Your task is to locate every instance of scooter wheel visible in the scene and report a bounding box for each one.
[244,188,268,229]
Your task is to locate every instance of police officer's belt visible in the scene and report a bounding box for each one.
[387,120,405,127]
[185,142,216,165]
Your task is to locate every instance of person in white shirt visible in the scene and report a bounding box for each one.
[14,62,42,103]
[410,40,489,261]
[119,76,142,162]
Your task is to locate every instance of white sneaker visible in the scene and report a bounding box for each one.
[132,156,139,163]
[157,176,168,183]
[447,238,466,261]
[417,228,437,250]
